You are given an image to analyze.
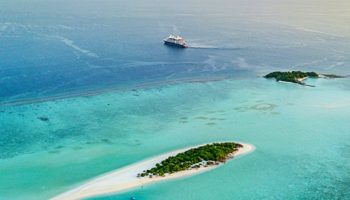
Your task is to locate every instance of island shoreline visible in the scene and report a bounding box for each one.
[51,142,255,200]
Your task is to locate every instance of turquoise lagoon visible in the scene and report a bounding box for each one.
[1,77,350,200]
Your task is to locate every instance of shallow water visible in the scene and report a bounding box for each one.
[1,78,350,200]
[91,78,350,200]
[1,0,350,199]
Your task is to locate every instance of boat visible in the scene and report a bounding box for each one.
[163,34,188,48]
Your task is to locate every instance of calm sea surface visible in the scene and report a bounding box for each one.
[0,0,350,199]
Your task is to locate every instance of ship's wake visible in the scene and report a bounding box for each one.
[189,46,243,51]
[188,43,243,51]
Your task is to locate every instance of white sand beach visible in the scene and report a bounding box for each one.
[51,142,255,200]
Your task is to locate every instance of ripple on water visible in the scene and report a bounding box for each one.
[234,103,277,112]
[194,116,208,120]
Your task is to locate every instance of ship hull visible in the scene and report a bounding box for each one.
[164,41,188,48]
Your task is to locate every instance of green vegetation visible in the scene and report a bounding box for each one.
[138,142,243,177]
[264,71,318,85]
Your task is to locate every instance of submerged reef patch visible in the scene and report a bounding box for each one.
[194,116,209,120]
[234,103,277,112]
[37,116,49,121]
[251,103,277,111]
[101,138,113,145]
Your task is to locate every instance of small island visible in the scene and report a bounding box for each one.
[52,142,254,200]
[264,71,318,86]
[138,142,243,177]
[264,71,346,86]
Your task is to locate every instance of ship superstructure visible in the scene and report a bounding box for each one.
[163,34,188,48]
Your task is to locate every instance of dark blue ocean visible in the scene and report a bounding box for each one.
[1,0,349,103]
